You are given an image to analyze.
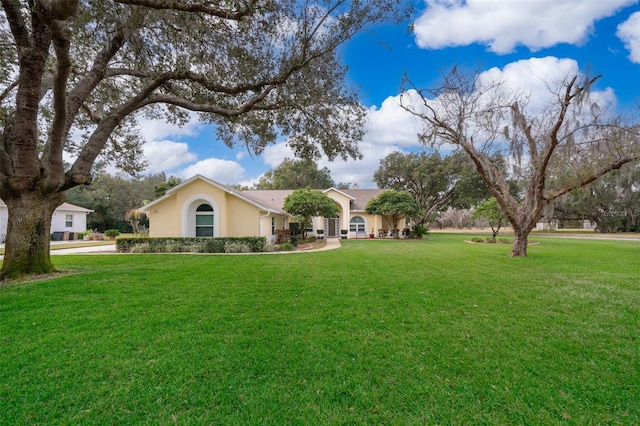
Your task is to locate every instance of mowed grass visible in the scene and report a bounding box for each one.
[1,234,638,424]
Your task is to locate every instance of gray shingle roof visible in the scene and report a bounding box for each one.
[243,188,386,212]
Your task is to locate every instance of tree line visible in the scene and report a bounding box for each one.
[67,152,639,238]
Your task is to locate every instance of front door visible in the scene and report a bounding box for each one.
[325,217,340,237]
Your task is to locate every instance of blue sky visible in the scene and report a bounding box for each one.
[140,0,640,188]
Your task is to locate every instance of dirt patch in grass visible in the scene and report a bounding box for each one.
[464,238,540,245]
[0,270,80,287]
[296,239,327,251]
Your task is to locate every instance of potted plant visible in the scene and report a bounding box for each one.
[316,229,324,239]
[369,227,375,238]
[105,229,120,240]
[340,229,348,239]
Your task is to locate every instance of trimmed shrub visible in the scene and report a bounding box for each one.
[205,239,225,253]
[224,242,252,253]
[105,229,120,237]
[263,244,280,252]
[116,237,267,253]
[129,243,151,253]
[166,242,185,253]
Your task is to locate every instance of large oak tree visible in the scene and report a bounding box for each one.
[0,0,405,279]
[373,151,491,224]
[402,68,640,256]
[255,158,335,190]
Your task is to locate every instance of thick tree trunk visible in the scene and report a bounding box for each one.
[0,192,64,280]
[511,227,532,257]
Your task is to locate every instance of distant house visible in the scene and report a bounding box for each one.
[137,175,406,242]
[0,200,93,243]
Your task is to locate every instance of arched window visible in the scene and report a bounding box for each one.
[195,203,214,236]
[350,216,365,233]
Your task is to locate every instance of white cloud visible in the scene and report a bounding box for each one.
[143,140,197,173]
[414,0,637,54]
[476,57,617,113]
[617,11,640,63]
[179,158,246,184]
[364,96,424,147]
[395,56,619,162]
[262,143,296,167]
[137,112,203,142]
[322,142,402,188]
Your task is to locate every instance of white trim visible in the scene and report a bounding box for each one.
[140,175,284,214]
[182,195,220,237]
[322,187,355,200]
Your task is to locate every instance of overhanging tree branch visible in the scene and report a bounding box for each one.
[113,0,262,20]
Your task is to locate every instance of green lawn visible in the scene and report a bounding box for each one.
[1,234,639,424]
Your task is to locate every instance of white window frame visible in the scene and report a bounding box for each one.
[183,195,219,238]
[195,204,214,237]
[65,214,73,228]
[350,216,366,233]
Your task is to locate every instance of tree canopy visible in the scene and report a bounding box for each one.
[364,189,419,238]
[373,151,490,224]
[283,188,339,237]
[64,172,168,231]
[154,175,184,198]
[0,0,406,279]
[401,68,640,256]
[255,158,335,190]
[551,162,640,232]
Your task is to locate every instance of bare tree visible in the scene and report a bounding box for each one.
[0,0,406,279]
[401,68,640,256]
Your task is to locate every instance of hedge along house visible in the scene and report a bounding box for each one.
[137,175,406,242]
[0,200,93,243]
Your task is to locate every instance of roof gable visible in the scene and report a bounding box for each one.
[139,175,288,214]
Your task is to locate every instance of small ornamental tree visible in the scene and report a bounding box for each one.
[472,198,507,242]
[365,190,419,238]
[283,189,339,238]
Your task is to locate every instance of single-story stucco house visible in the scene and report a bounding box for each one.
[137,175,407,242]
[0,200,93,243]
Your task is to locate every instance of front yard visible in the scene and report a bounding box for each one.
[1,234,638,424]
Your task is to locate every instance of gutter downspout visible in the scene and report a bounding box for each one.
[259,210,271,237]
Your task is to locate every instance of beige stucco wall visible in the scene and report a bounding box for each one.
[144,192,180,237]
[225,195,261,236]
